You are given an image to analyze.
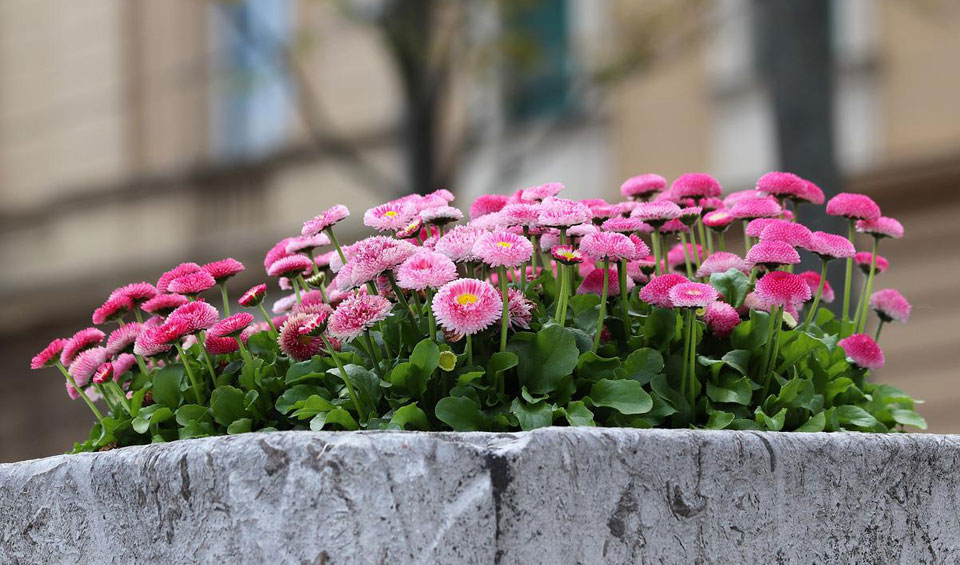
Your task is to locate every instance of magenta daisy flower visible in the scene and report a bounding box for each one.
[551,245,583,265]
[730,197,782,220]
[754,271,811,307]
[671,173,722,199]
[203,258,246,283]
[168,270,217,296]
[704,302,741,338]
[396,250,458,291]
[759,220,812,248]
[209,313,255,339]
[628,234,651,258]
[106,322,143,357]
[264,238,296,271]
[630,201,682,227]
[745,218,778,238]
[266,255,315,278]
[141,293,189,316]
[798,271,835,303]
[577,266,634,297]
[499,203,542,228]
[469,194,509,219]
[699,197,723,211]
[620,174,667,200]
[421,205,464,226]
[68,346,109,387]
[602,216,650,234]
[667,243,703,270]
[156,262,202,293]
[659,219,689,235]
[567,223,599,239]
[364,202,416,232]
[92,295,134,325]
[588,203,621,222]
[537,198,593,228]
[722,190,762,208]
[826,193,881,221]
[238,284,268,307]
[869,288,911,323]
[838,334,885,371]
[639,273,689,308]
[521,182,564,201]
[166,301,220,335]
[108,282,158,305]
[855,252,889,274]
[113,353,136,377]
[702,209,736,230]
[302,204,350,237]
[133,324,177,357]
[856,216,904,239]
[808,231,857,260]
[327,292,394,342]
[277,313,325,360]
[273,294,298,314]
[61,328,106,366]
[745,240,801,269]
[503,287,535,330]
[579,231,637,262]
[432,278,501,336]
[204,334,242,355]
[285,234,331,255]
[31,338,68,370]
[696,252,747,278]
[473,230,534,268]
[669,282,719,308]
[755,171,806,199]
[341,236,418,288]
[395,217,424,239]
[91,362,113,385]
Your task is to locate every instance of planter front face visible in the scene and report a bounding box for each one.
[1,429,959,564]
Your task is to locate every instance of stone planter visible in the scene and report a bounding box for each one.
[1,428,957,563]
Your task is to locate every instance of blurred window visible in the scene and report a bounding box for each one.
[212,0,294,159]
[503,0,574,122]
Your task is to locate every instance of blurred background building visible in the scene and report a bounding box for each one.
[1,0,958,461]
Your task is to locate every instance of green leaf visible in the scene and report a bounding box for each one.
[617,348,664,385]
[209,386,246,426]
[836,405,879,429]
[576,351,621,381]
[508,326,578,396]
[390,403,431,431]
[709,268,750,308]
[285,357,327,384]
[891,409,927,430]
[563,401,596,426]
[292,395,336,420]
[410,339,440,374]
[586,379,653,415]
[755,407,787,431]
[706,375,752,405]
[721,350,751,376]
[227,418,252,434]
[132,406,173,434]
[795,412,826,432]
[510,398,554,430]
[435,396,489,431]
[825,377,855,404]
[275,385,328,415]
[732,310,770,351]
[487,351,519,383]
[705,410,735,429]
[644,308,679,348]
[175,404,209,426]
[310,407,359,431]
[152,365,184,409]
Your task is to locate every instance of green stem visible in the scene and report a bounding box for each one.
[465,333,473,366]
[363,331,383,378]
[196,333,219,385]
[134,354,152,378]
[234,336,252,365]
[760,307,783,399]
[93,383,118,416]
[841,220,856,324]
[219,284,231,316]
[875,319,885,342]
[686,309,697,419]
[56,362,104,422]
[701,220,713,255]
[593,260,610,352]
[618,259,630,336]
[687,226,702,271]
[257,304,279,338]
[679,233,694,278]
[291,277,302,306]
[108,381,132,416]
[409,288,426,333]
[498,267,510,353]
[321,335,364,421]
[385,271,415,321]
[133,308,144,324]
[174,342,205,404]
[801,260,829,329]
[307,249,322,277]
[680,310,692,399]
[742,221,752,255]
[857,238,880,333]
[425,288,437,341]
[719,231,726,252]
[651,231,662,276]
[530,234,540,291]
[326,227,347,264]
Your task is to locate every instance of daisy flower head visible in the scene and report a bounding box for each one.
[703,209,736,231]
[500,203,542,228]
[855,252,889,274]
[808,231,856,260]
[723,190,763,209]
[428,188,455,203]
[759,220,812,249]
[435,225,485,263]
[667,243,703,270]
[503,287,535,330]
[838,334,885,371]
[696,252,747,278]
[567,223,599,239]
[396,250,458,291]
[856,216,904,240]
[68,346,109,387]
[272,294,299,314]
[113,353,136,377]
[285,234,331,255]
[91,362,113,385]
[141,293,189,316]
[364,201,416,232]
[108,282,157,305]
[629,234,651,258]
[264,238,296,271]
[659,219,689,235]
[474,230,534,268]
[432,278,502,336]
[277,313,325,361]
[754,271,811,308]
[342,236,418,288]
[580,231,636,262]
[421,205,464,226]
[61,328,106,366]
[826,193,881,221]
[106,322,143,357]
[730,197,782,220]
[798,271,835,303]
[266,255,315,278]
[551,244,583,266]
[302,204,350,237]
[620,174,667,200]
[204,334,243,356]
[756,171,806,199]
[469,194,509,219]
[700,197,723,211]
[521,182,564,202]
[168,270,217,296]
[745,240,801,269]
[157,262,202,293]
[133,324,177,357]
[704,302,741,338]
[578,266,633,297]
[633,255,658,276]
[537,197,593,228]
[203,258,246,284]
[639,273,689,308]
[31,338,68,370]
[469,211,506,231]
[671,173,722,200]
[602,216,650,234]
[745,218,778,238]
[209,313,255,339]
[797,179,825,205]
[327,292,394,342]
[238,284,268,307]
[669,282,719,308]
[587,203,621,223]
[166,301,220,335]
[870,288,911,323]
[630,201,682,227]
[395,217,424,239]
[92,295,134,325]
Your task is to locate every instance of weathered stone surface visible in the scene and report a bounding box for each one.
[2,428,959,564]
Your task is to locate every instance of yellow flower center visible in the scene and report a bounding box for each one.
[558,251,576,260]
[496,241,513,249]
[456,293,478,305]
[384,210,398,218]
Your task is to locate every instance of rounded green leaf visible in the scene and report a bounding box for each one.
[587,379,653,415]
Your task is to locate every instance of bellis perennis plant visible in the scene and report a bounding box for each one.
[33,173,924,453]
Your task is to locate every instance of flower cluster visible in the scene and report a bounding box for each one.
[31,172,922,453]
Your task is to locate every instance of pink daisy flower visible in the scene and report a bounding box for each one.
[203,258,246,283]
[579,231,636,262]
[264,238,296,271]
[113,353,137,377]
[602,217,650,234]
[704,302,741,338]
[92,363,113,385]
[521,182,564,201]
[855,252,889,274]
[808,231,857,260]
[469,194,509,219]
[302,204,350,237]
[503,287,535,330]
[756,171,806,199]
[639,274,689,308]
[754,271,811,307]
[671,173,722,199]
[588,203,621,222]
[628,234,651,258]
[396,250,458,290]
[745,218,778,238]
[68,346,109,387]
[798,271,835,303]
[577,266,634,297]
[168,270,217,296]
[759,220,813,248]
[204,334,243,355]
[266,255,315,278]
[421,205,464,226]
[285,234,331,255]
[797,180,825,205]
[166,301,220,335]
[630,201,682,227]
[473,230,534,268]
[856,216,904,239]
[730,197,782,220]
[395,217,424,239]
[659,219,689,235]
[61,328,106,366]
[209,313,255,339]
[133,324,177,357]
[499,203,543,228]
[699,197,723,211]
[141,293,189,316]
[106,323,143,357]
[826,193,881,221]
[625,261,649,283]
[238,284,268,307]
[620,174,667,200]
[869,288,911,323]
[551,245,584,265]
[469,211,506,231]
[92,295,134,325]
[272,294,298,314]
[838,334,885,371]
[156,262,202,293]
[632,255,658,276]
[364,202,416,232]
[108,282,158,305]
[539,230,560,252]
[696,252,747,278]
[723,190,763,208]
[31,338,68,370]
[745,240,801,269]
[669,282,719,308]
[327,292,394,342]
[667,243,703,270]
[277,313,325,360]
[342,236,418,288]
[678,206,703,226]
[432,278,502,336]
[567,223,599,239]
[703,209,736,230]
[537,198,593,228]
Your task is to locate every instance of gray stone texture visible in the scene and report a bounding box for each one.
[1,428,959,564]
